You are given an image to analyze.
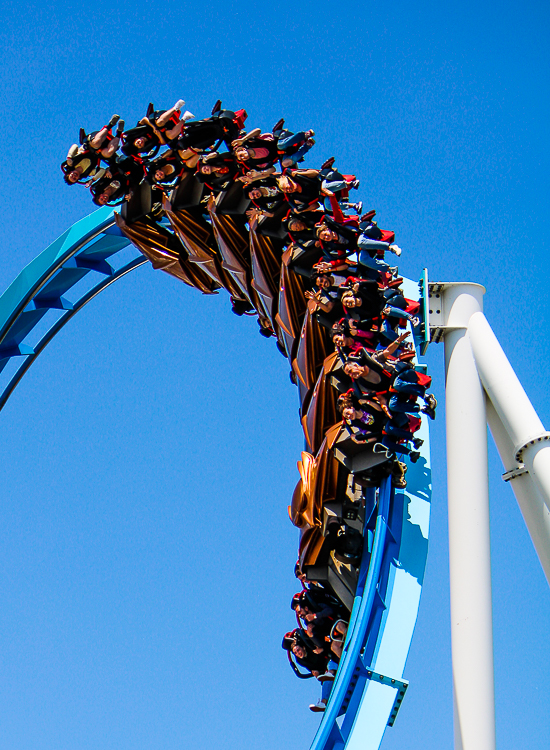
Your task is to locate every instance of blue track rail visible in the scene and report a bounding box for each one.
[310,476,393,750]
[309,417,431,750]
[0,209,432,750]
[0,207,146,411]
[301,282,432,750]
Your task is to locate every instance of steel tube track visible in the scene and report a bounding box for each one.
[0,207,145,412]
[0,209,432,750]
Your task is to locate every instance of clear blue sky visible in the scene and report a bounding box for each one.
[0,0,549,748]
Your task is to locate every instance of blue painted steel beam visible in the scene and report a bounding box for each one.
[0,207,118,345]
[0,256,147,412]
[310,477,392,750]
[0,207,145,413]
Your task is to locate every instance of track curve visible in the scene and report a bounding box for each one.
[0,201,431,748]
[0,208,144,411]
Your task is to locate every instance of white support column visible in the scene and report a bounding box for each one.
[441,284,496,750]
[486,397,550,584]
[468,312,550,515]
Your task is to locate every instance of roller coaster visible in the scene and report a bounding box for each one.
[1,102,549,750]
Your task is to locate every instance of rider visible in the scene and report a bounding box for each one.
[62,115,124,185]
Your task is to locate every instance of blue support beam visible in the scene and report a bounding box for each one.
[0,207,145,413]
[1,309,50,348]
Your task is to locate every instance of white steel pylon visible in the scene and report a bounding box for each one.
[428,280,550,750]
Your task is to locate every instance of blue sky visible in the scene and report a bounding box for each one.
[0,0,549,748]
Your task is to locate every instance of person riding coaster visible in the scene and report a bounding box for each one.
[89,156,145,206]
[272,122,316,167]
[138,99,195,148]
[61,114,124,185]
[121,121,162,159]
[175,109,247,153]
[282,620,347,713]
[144,150,185,188]
[196,152,240,193]
[282,628,328,679]
[276,169,323,213]
[343,339,437,421]
[61,147,101,185]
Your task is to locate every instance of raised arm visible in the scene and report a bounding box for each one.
[380,331,411,359]
[304,289,334,313]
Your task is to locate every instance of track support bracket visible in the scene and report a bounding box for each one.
[364,669,409,727]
